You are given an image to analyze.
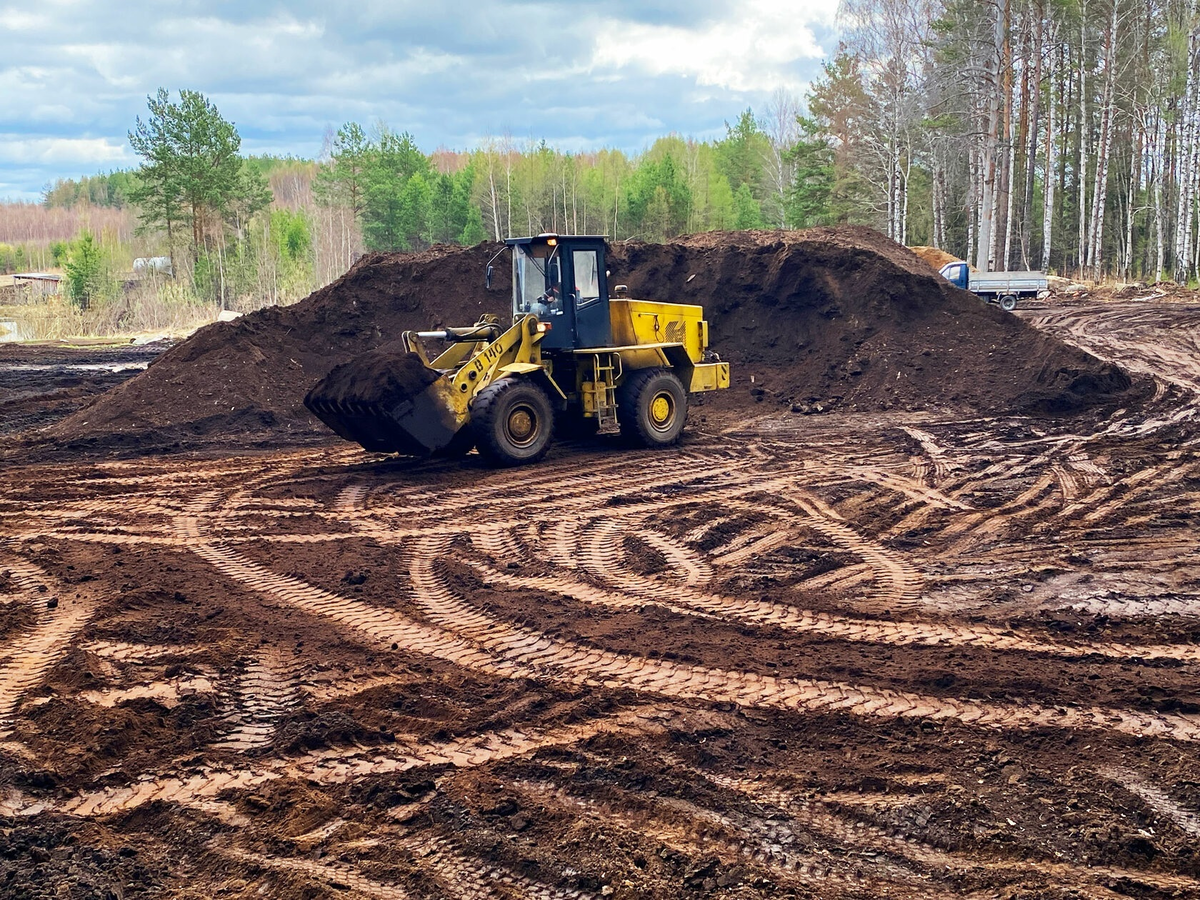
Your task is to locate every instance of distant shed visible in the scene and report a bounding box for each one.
[12,273,62,297]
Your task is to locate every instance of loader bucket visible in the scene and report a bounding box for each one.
[304,349,468,455]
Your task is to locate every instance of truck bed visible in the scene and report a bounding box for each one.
[968,271,1048,294]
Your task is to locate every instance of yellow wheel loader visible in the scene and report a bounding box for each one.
[304,234,730,466]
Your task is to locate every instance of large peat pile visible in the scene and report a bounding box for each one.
[46,228,1138,452]
[611,228,1133,413]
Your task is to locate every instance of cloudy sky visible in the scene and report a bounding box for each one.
[0,0,840,202]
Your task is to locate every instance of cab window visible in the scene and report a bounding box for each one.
[573,250,601,307]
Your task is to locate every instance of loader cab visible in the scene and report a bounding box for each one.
[505,234,611,351]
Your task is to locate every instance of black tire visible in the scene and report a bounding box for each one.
[999,294,1017,311]
[471,379,554,466]
[617,369,688,447]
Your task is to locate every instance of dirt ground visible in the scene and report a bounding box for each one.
[3,277,1200,897]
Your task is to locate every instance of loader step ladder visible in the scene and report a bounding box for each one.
[592,352,621,433]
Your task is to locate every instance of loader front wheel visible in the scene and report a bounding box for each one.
[618,369,688,447]
[472,379,554,466]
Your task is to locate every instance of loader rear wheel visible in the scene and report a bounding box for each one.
[1000,294,1018,311]
[471,379,554,466]
[618,369,688,447]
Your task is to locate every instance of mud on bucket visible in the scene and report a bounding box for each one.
[303,350,467,455]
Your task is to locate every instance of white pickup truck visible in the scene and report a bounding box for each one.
[938,261,1049,311]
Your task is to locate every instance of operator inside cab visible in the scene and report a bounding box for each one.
[511,236,572,322]
[530,283,561,318]
[528,259,564,318]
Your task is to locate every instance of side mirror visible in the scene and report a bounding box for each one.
[486,265,493,290]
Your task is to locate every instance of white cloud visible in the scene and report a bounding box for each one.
[0,0,840,199]
[592,0,836,93]
[0,136,133,166]
[0,10,48,30]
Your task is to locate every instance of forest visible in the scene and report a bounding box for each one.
[831,0,1200,283]
[1,0,1197,333]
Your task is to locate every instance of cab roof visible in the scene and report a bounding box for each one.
[504,233,608,248]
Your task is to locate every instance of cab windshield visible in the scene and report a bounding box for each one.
[512,244,564,318]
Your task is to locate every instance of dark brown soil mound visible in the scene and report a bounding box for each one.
[43,228,1140,453]
[609,229,1137,415]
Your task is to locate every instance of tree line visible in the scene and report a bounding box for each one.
[823,0,1200,281]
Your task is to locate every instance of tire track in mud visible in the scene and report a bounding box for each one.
[939,471,1060,544]
[11,446,1200,763]
[218,848,412,900]
[462,555,1200,664]
[78,640,204,662]
[774,494,925,608]
[323,455,753,547]
[399,836,599,900]
[212,651,300,753]
[168,500,1200,747]
[1057,595,1200,617]
[709,527,793,567]
[0,553,95,740]
[878,417,1138,541]
[1102,768,1200,839]
[1026,301,1200,394]
[636,529,714,585]
[901,426,957,483]
[850,465,973,512]
[681,763,1200,895]
[0,707,673,818]
[223,840,599,900]
[357,451,727,525]
[407,536,1200,744]
[555,484,923,614]
[512,778,952,900]
[1051,463,1081,502]
[1065,460,1198,526]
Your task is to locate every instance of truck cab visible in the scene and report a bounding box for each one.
[939,261,970,291]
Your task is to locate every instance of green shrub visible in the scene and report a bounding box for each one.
[63,233,116,310]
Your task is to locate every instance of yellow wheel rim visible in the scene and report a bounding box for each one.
[650,393,674,427]
[508,408,535,444]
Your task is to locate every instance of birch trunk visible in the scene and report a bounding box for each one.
[1174,2,1199,280]
[968,145,978,262]
[1022,3,1044,269]
[1041,22,1059,271]
[1123,107,1143,279]
[1077,0,1089,275]
[976,0,1006,271]
[932,148,944,249]
[1003,74,1018,270]
[994,0,1014,270]
[1154,113,1165,281]
[1086,0,1119,277]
